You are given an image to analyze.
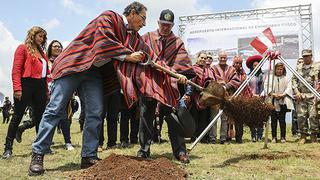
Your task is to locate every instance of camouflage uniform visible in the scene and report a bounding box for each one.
[292,61,320,135]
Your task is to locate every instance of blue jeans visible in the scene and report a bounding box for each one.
[32,67,103,157]
[251,127,264,140]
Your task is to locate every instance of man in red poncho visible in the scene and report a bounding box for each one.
[210,51,241,144]
[28,2,188,176]
[232,55,252,143]
[138,9,195,163]
[190,51,217,144]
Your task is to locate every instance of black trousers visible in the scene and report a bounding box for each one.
[291,110,299,135]
[2,111,10,123]
[138,96,187,158]
[235,121,243,142]
[271,108,287,139]
[78,98,85,132]
[120,106,139,143]
[99,90,121,147]
[6,78,47,141]
[190,105,211,142]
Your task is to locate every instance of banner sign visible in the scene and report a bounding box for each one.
[183,16,301,61]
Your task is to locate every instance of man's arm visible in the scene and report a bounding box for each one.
[291,66,302,100]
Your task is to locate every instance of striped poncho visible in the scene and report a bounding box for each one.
[51,10,182,108]
[235,69,252,97]
[142,30,195,78]
[192,64,216,109]
[211,64,241,94]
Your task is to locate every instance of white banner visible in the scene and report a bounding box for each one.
[0,92,4,107]
[183,16,302,60]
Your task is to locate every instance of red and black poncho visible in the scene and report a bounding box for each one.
[51,10,185,108]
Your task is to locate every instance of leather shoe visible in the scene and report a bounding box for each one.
[2,149,12,159]
[178,154,190,164]
[15,127,23,143]
[80,157,101,169]
[137,151,149,158]
[28,153,44,176]
[105,144,119,150]
[120,142,129,148]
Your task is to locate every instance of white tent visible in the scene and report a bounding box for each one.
[0,91,4,107]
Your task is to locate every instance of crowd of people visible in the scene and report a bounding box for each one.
[1,1,319,177]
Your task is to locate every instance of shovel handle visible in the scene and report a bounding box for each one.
[151,62,204,91]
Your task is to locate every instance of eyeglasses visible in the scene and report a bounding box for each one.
[137,13,146,21]
[52,45,62,49]
[200,57,207,59]
[207,57,213,59]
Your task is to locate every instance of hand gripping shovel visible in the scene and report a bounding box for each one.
[140,54,226,137]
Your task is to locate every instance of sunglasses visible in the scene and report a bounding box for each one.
[52,45,62,49]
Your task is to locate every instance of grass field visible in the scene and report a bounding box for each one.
[0,117,320,179]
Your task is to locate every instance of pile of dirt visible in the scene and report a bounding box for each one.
[70,153,187,180]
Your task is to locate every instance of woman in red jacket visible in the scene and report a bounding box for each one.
[3,26,49,159]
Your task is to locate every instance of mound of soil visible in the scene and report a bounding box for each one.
[70,153,187,180]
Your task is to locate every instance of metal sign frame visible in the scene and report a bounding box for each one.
[178,4,313,54]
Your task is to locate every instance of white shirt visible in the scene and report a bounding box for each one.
[40,58,47,78]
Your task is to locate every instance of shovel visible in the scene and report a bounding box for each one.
[140,55,226,105]
[139,54,226,137]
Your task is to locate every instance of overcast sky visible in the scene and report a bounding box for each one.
[0,0,319,100]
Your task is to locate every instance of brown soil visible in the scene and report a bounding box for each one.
[223,96,274,128]
[70,153,187,180]
[244,149,320,160]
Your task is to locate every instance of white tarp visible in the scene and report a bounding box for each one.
[0,92,4,107]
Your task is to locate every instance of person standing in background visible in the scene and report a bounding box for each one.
[265,62,294,143]
[2,97,12,124]
[247,55,265,142]
[232,55,252,143]
[211,51,241,144]
[292,49,319,144]
[3,26,49,159]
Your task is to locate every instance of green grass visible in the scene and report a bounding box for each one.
[0,117,320,179]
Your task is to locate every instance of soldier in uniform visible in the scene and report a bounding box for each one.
[292,49,319,143]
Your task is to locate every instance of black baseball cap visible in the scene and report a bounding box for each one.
[159,9,174,25]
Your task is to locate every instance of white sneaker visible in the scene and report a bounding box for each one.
[65,143,75,150]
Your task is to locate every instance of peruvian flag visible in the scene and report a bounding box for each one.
[250,27,277,54]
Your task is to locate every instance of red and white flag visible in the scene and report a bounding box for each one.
[250,27,277,54]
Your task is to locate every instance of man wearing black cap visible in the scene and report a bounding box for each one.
[139,9,195,163]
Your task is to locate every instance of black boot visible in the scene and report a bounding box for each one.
[2,137,13,159]
[80,157,101,169]
[16,120,34,143]
[28,153,45,176]
[15,126,25,143]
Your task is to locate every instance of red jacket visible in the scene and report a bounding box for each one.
[12,44,50,92]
